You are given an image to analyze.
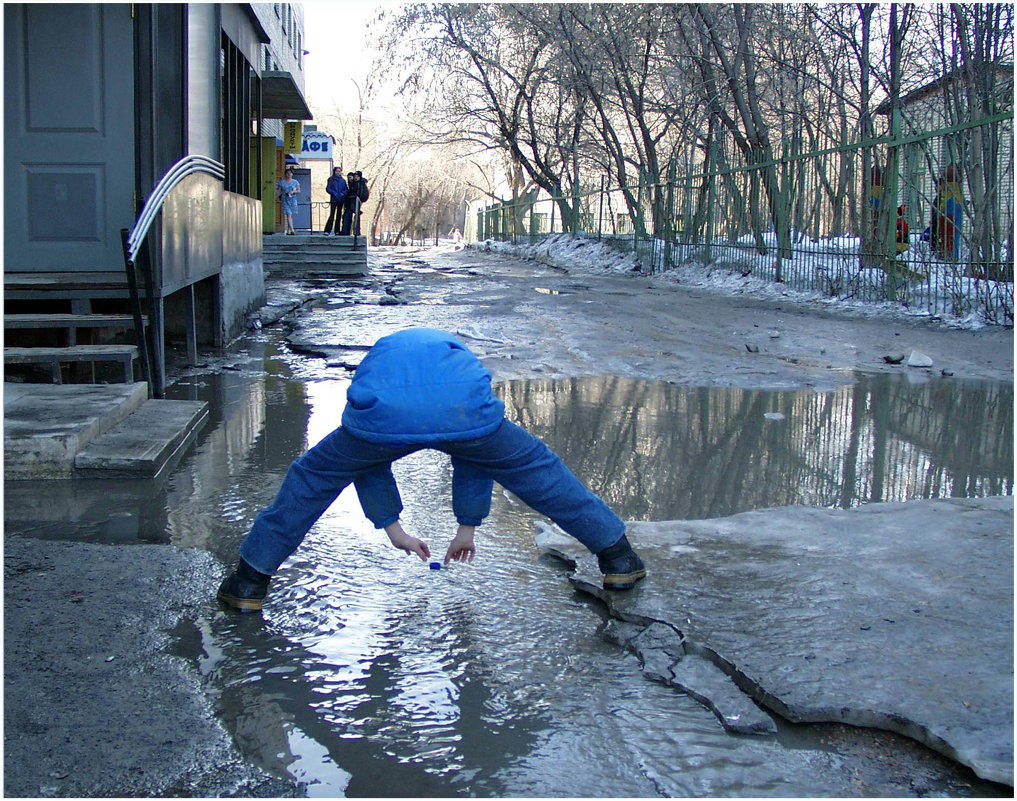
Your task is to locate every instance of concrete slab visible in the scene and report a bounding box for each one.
[536,496,1014,785]
[74,399,209,478]
[4,383,149,479]
[602,618,778,735]
[262,234,368,276]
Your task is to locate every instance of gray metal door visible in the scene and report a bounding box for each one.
[3,4,136,273]
[293,168,312,230]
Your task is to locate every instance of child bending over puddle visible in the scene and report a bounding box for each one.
[218,328,645,612]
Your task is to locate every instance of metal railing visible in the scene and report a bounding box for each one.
[474,113,1013,325]
[121,155,226,398]
[306,199,367,248]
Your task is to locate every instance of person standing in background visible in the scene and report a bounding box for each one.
[323,166,348,236]
[340,171,370,237]
[277,168,300,235]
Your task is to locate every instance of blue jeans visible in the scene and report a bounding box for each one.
[239,419,626,574]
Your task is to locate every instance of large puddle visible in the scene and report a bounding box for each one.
[5,341,1011,796]
[497,373,1013,520]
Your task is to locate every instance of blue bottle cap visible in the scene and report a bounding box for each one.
[429,561,441,570]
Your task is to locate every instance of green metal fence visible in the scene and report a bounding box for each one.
[474,113,1013,325]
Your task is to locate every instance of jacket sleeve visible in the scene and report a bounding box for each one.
[450,457,493,526]
[336,178,348,204]
[354,466,403,529]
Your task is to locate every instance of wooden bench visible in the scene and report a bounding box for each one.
[5,345,138,383]
[5,314,143,346]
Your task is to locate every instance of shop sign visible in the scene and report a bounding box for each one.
[283,122,303,153]
[300,132,333,160]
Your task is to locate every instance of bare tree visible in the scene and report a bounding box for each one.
[378,3,589,231]
[544,5,680,238]
[949,3,1014,281]
[676,4,792,265]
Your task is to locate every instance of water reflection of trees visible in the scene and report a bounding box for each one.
[497,376,1013,521]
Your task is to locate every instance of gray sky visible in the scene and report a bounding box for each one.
[303,1,400,116]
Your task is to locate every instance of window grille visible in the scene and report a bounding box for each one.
[220,32,254,197]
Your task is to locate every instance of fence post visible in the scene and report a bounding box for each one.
[597,176,605,241]
[705,142,717,264]
[883,104,903,301]
[682,147,695,246]
[572,181,580,235]
[635,171,643,253]
[664,158,677,274]
[775,138,790,282]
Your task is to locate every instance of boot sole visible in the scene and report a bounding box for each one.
[217,590,263,612]
[602,568,646,590]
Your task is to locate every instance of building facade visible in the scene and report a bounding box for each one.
[4,3,312,391]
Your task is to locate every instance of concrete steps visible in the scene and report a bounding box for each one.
[262,233,368,277]
[4,383,207,480]
[75,398,208,479]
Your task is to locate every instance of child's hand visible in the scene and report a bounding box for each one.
[384,522,430,560]
[444,525,476,564]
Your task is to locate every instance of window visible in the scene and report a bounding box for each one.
[220,32,254,196]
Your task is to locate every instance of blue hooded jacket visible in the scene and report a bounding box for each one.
[341,329,506,445]
[326,173,348,204]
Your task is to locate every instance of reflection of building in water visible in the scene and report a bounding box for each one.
[5,373,273,547]
[3,477,169,544]
[166,373,270,550]
[497,376,1012,522]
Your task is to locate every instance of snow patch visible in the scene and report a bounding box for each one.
[468,234,1013,331]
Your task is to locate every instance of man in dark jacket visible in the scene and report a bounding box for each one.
[218,328,646,612]
[340,170,370,236]
[323,166,348,236]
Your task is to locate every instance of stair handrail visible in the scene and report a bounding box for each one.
[127,155,225,262]
[351,195,362,249]
[121,155,226,398]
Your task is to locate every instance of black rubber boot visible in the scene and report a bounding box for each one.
[217,558,271,612]
[596,534,646,590]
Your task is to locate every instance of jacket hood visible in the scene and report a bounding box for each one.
[341,328,505,445]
